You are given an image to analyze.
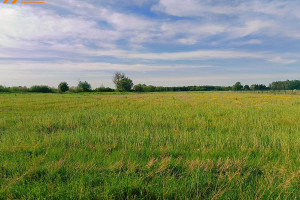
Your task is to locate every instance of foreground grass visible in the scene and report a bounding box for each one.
[0,92,299,199]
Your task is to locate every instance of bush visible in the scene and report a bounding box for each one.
[58,82,69,93]
[30,85,53,93]
[0,85,9,93]
[77,81,92,92]
[9,86,29,93]
[68,86,79,93]
[94,87,115,92]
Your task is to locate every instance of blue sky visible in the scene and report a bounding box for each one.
[0,0,300,88]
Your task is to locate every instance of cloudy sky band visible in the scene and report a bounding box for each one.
[0,0,299,87]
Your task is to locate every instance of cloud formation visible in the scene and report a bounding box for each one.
[0,0,299,87]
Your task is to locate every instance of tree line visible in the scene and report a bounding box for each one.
[232,80,300,91]
[0,72,299,93]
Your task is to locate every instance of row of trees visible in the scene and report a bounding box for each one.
[133,84,232,92]
[1,73,300,93]
[232,80,300,91]
[0,72,132,93]
[269,80,300,90]
[0,81,115,93]
[232,82,269,91]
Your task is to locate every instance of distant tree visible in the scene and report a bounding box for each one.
[113,72,125,86]
[133,84,145,92]
[0,85,9,93]
[258,84,268,90]
[113,72,133,92]
[155,86,166,92]
[251,84,269,90]
[9,86,28,93]
[288,80,300,90]
[68,86,80,93]
[94,86,115,92]
[58,82,69,93]
[250,84,257,90]
[78,81,92,92]
[270,80,300,90]
[233,82,243,91]
[118,78,133,92]
[244,85,250,90]
[145,85,156,92]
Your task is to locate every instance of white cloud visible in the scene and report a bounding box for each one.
[229,20,274,38]
[134,73,300,87]
[1,60,298,88]
[0,0,299,88]
[86,49,297,64]
[267,57,297,65]
[0,5,123,51]
[0,61,212,87]
[1,0,299,51]
[152,0,239,16]
[126,50,262,60]
[177,38,198,45]
[160,21,226,37]
[153,0,300,17]
[0,61,212,72]
[231,39,262,46]
[153,0,300,40]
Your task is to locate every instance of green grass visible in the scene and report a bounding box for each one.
[0,92,299,199]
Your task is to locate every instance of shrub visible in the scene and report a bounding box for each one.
[68,86,79,93]
[30,85,53,93]
[77,81,92,92]
[0,85,9,93]
[9,86,29,93]
[94,87,115,92]
[58,82,69,93]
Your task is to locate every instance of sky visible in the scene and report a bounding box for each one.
[0,0,300,88]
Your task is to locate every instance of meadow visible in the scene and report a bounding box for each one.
[0,92,299,199]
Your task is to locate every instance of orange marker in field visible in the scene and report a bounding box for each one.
[3,0,18,3]
[3,0,44,3]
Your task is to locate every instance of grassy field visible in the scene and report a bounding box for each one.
[0,92,299,199]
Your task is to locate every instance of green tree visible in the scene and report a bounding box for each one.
[78,81,92,92]
[58,82,69,93]
[251,84,268,90]
[133,84,145,92]
[244,85,250,90]
[145,85,156,92]
[113,72,125,86]
[113,72,133,92]
[0,85,9,93]
[118,78,133,92]
[233,82,243,91]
